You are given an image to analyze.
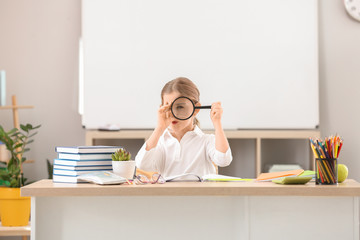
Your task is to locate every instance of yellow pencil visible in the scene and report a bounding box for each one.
[334,136,339,158]
[319,160,330,183]
[311,145,319,158]
[322,159,335,183]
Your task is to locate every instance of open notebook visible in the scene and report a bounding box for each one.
[165,173,244,182]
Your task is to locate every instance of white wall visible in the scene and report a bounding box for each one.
[0,0,84,183]
[318,0,360,181]
[0,0,359,187]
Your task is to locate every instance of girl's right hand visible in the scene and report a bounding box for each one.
[145,104,171,151]
[157,104,171,130]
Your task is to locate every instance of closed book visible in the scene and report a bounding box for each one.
[53,159,112,166]
[58,153,112,160]
[55,146,121,154]
[256,169,304,181]
[53,169,108,176]
[53,174,86,183]
[77,171,128,185]
[53,164,112,171]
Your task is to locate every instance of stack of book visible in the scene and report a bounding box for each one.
[53,146,121,183]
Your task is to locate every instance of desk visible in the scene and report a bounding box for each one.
[86,129,321,176]
[22,179,359,240]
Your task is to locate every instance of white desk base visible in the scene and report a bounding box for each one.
[31,195,359,240]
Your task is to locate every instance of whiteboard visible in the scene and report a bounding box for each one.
[82,0,319,129]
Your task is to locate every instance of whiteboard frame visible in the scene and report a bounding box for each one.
[81,0,319,130]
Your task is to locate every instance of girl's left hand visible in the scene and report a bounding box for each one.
[210,102,223,127]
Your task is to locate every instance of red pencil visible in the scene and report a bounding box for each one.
[317,161,324,183]
[327,138,332,158]
[337,140,343,158]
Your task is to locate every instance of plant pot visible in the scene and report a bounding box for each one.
[0,187,30,226]
[112,160,136,179]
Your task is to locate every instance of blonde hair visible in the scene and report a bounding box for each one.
[161,77,200,127]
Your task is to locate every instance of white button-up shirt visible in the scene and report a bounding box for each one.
[135,126,233,178]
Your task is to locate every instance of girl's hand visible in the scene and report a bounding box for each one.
[210,102,223,128]
[145,104,171,151]
[157,104,171,130]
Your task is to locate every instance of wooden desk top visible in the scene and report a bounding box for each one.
[21,179,360,197]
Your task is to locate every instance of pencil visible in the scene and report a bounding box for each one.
[311,145,319,158]
[334,136,339,158]
[316,161,324,183]
[323,159,335,183]
[318,160,329,183]
[316,140,326,158]
[337,141,343,158]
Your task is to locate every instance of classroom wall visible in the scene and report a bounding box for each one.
[0,0,84,185]
[0,0,359,189]
[318,0,360,181]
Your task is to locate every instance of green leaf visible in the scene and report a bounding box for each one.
[10,178,19,188]
[46,159,53,179]
[19,135,26,141]
[10,132,20,137]
[28,132,38,138]
[14,143,23,149]
[0,123,40,187]
[32,124,41,130]
[7,128,18,135]
[7,158,15,167]
[2,181,10,187]
[20,124,29,132]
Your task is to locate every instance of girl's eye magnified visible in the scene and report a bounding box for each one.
[171,96,212,121]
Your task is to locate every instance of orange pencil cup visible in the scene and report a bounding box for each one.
[315,158,337,185]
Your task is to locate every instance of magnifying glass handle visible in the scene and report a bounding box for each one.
[195,105,212,109]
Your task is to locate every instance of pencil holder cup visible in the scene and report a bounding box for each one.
[315,158,337,185]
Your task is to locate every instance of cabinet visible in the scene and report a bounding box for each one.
[86,129,321,176]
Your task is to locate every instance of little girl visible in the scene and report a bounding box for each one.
[135,77,232,178]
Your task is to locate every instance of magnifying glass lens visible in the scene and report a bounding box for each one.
[171,97,194,120]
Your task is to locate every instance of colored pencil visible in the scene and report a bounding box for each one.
[310,135,343,160]
[310,135,343,184]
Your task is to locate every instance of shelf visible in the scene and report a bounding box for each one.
[86,129,321,176]
[85,129,321,141]
[0,159,35,164]
[0,105,34,110]
[0,222,30,236]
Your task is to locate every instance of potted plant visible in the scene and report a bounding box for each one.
[111,148,136,179]
[0,123,40,226]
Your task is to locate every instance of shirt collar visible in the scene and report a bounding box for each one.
[164,125,204,140]
[192,125,204,137]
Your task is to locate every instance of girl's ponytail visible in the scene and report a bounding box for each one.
[194,117,200,127]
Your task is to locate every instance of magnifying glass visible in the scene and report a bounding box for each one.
[170,96,212,120]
